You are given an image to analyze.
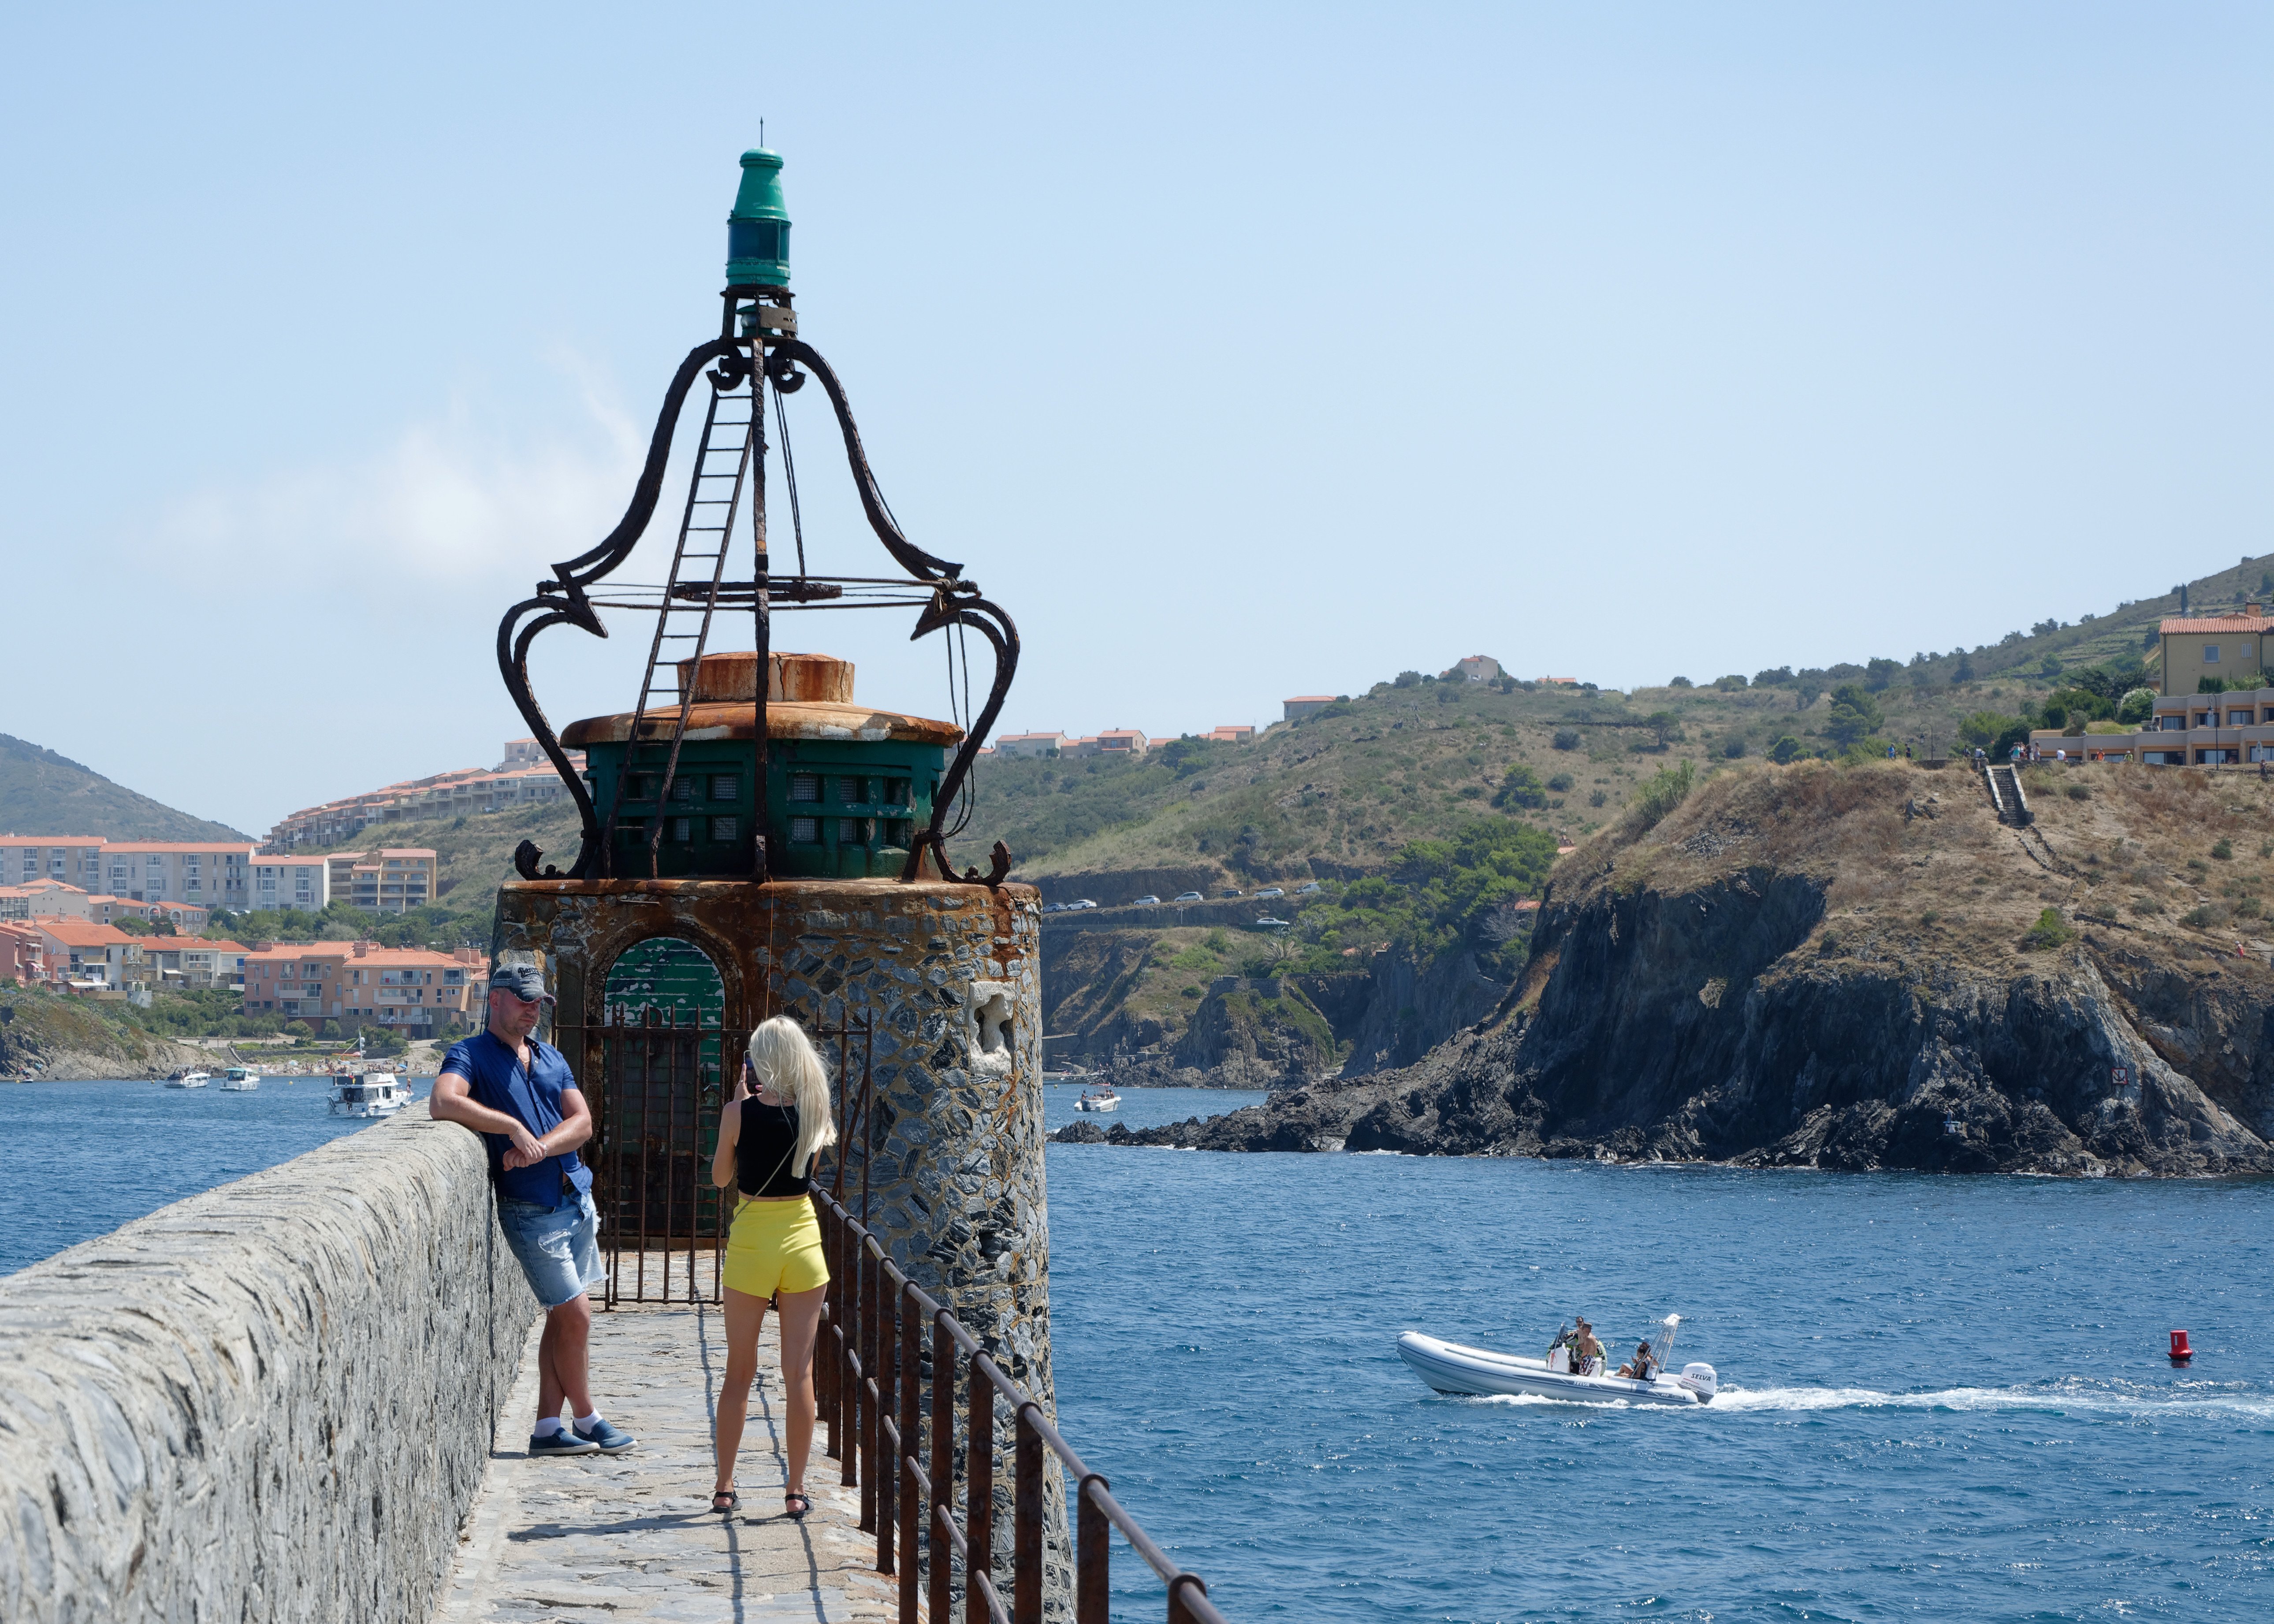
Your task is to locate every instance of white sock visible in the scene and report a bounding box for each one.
[534,1416,566,1438]
[575,1410,602,1430]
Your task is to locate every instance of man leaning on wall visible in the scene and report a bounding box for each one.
[430,965,637,1457]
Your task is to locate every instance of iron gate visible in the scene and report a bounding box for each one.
[584,1005,874,1306]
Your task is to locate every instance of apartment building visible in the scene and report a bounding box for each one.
[265,747,584,850]
[241,941,486,1036]
[2156,606,2274,696]
[0,838,257,910]
[324,848,438,913]
[2033,689,2274,766]
[1203,725,1256,744]
[31,920,142,987]
[95,842,255,910]
[0,838,104,891]
[994,732,1071,759]
[141,940,250,991]
[0,922,43,984]
[248,857,330,914]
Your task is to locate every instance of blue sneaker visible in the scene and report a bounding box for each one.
[528,1429,599,1457]
[573,1417,637,1454]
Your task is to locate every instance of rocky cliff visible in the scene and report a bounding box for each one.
[1060,761,2274,1176]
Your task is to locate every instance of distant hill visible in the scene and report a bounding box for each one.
[0,734,250,842]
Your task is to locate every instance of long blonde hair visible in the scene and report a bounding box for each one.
[746,1016,837,1179]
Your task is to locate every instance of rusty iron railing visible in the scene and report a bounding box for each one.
[811,1185,1231,1624]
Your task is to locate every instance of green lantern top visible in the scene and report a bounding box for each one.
[727,148,790,288]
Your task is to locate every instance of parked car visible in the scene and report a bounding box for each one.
[1255,887,1285,899]
[1220,888,1243,897]
[1041,901,1067,914]
[1069,899,1098,910]
[1253,916,1291,929]
[1295,881,1321,894]
[1173,891,1204,903]
[1134,895,1161,906]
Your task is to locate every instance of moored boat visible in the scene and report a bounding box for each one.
[219,1067,260,1091]
[164,1070,212,1090]
[328,1072,408,1118]
[1396,1316,1717,1406]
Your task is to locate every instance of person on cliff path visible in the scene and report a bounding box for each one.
[707,1017,837,1520]
[431,966,635,1458]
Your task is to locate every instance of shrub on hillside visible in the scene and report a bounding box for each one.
[1494,765,1548,810]
[1824,684,1885,748]
[1552,729,1581,751]
[1546,772,1574,792]
[2020,908,2074,951]
[1713,674,1748,691]
[2212,838,2233,860]
[1631,761,1696,831]
[1668,676,1694,688]
[1723,736,1747,758]
[1768,736,1804,764]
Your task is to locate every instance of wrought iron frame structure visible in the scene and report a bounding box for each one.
[495,292,1019,887]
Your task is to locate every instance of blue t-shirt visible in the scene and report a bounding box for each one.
[440,1031,594,1209]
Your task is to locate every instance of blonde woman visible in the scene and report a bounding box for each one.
[708,1016,837,1518]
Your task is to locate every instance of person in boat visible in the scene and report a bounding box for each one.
[1617,1341,1659,1381]
[1573,1319,1604,1376]
[708,1017,838,1522]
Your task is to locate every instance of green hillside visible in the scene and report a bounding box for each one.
[0,733,249,842]
[960,551,2274,881]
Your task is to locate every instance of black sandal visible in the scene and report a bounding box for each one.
[711,1488,740,1514]
[783,1491,811,1520]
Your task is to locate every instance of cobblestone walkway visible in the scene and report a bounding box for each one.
[434,1300,895,1624]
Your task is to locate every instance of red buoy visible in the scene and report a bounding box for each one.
[2169,1330,2193,1363]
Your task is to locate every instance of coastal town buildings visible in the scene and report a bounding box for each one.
[2029,607,2274,763]
[240,941,486,1037]
[0,922,43,984]
[1448,655,1503,683]
[264,744,584,850]
[249,856,329,913]
[0,839,256,910]
[29,920,143,989]
[324,849,438,913]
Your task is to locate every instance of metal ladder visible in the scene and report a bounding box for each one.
[601,376,760,877]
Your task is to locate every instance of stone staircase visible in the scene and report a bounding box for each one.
[1983,762,2033,826]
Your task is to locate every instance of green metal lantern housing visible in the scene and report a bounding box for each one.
[726,147,791,287]
[560,653,960,881]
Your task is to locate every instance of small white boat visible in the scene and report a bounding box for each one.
[329,1072,409,1118]
[219,1067,260,1092]
[1396,1316,1717,1407]
[1073,1087,1122,1113]
[164,1070,212,1090]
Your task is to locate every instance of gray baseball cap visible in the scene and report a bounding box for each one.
[491,965,555,1004]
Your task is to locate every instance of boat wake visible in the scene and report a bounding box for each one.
[1464,1378,2274,1420]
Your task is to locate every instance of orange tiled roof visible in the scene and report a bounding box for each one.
[33,921,139,946]
[2160,616,2273,634]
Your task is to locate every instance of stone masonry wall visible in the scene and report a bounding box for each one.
[497,875,1069,1611]
[0,1104,539,1623]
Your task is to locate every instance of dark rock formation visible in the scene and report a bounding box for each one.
[1073,762,2274,1177]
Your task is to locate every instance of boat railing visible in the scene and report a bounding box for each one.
[812,1182,1232,1624]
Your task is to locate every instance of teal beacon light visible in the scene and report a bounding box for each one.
[726,148,790,288]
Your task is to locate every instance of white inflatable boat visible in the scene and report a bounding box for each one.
[1396,1316,1717,1406]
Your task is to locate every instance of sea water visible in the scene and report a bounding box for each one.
[0,1075,395,1275]
[1041,1085,2274,1621]
[6,1077,2265,1618]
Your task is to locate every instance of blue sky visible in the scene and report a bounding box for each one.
[2,4,2268,834]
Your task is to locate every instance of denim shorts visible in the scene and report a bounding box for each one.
[496,1189,605,1308]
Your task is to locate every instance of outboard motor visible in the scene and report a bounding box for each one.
[1676,1362,1719,1402]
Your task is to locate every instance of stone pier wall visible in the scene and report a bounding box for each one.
[0,1104,539,1624]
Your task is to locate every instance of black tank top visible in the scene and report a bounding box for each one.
[735,1099,809,1198]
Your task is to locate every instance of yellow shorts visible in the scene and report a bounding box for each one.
[723,1195,830,1299]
